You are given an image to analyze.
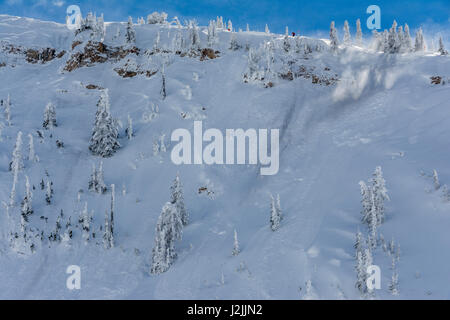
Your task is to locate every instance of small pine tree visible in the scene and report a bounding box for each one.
[153,30,161,51]
[343,20,351,45]
[368,193,378,249]
[389,258,399,295]
[372,166,389,225]
[229,33,240,51]
[362,247,373,295]
[170,174,188,226]
[188,21,200,50]
[160,65,167,100]
[28,134,37,162]
[227,20,232,31]
[45,180,53,205]
[354,231,363,255]
[89,89,120,157]
[355,250,366,294]
[356,19,363,46]
[5,94,11,126]
[53,213,62,242]
[359,181,372,225]
[265,24,270,34]
[126,16,136,44]
[63,216,73,241]
[10,131,24,173]
[386,20,400,53]
[43,102,57,129]
[438,37,448,55]
[415,28,425,52]
[207,20,217,47]
[282,35,290,52]
[80,202,90,243]
[270,194,282,231]
[96,161,107,193]
[21,176,33,221]
[150,202,180,274]
[433,169,441,190]
[88,163,97,192]
[232,229,240,256]
[9,131,23,207]
[403,24,413,51]
[126,114,133,139]
[329,21,339,52]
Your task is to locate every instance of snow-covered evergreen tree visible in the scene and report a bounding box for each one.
[356,19,363,46]
[282,35,290,52]
[88,163,97,192]
[354,230,363,255]
[368,193,378,249]
[88,161,107,193]
[359,181,372,225]
[126,114,134,139]
[126,17,136,44]
[343,20,351,45]
[329,21,339,52]
[232,229,240,256]
[43,102,57,129]
[172,28,184,53]
[207,20,217,48]
[63,216,73,242]
[9,131,23,207]
[27,134,37,162]
[363,247,373,295]
[355,249,366,295]
[403,23,413,51]
[433,169,440,190]
[270,194,282,231]
[438,37,448,55]
[160,65,167,100]
[20,176,33,221]
[414,28,425,52]
[246,23,250,32]
[229,33,240,51]
[103,184,115,249]
[153,30,161,52]
[389,258,399,295]
[97,161,107,193]
[10,131,24,174]
[372,166,389,225]
[265,24,270,34]
[150,202,180,274]
[386,20,400,53]
[188,20,201,50]
[397,26,405,52]
[89,89,120,157]
[5,93,11,126]
[80,202,90,243]
[170,174,188,226]
[227,20,233,31]
[45,180,53,205]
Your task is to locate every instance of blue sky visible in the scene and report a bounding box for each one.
[1,0,449,36]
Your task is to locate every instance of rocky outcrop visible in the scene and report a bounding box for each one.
[1,43,65,64]
[64,41,140,72]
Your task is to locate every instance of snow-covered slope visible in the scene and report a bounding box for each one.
[0,14,449,299]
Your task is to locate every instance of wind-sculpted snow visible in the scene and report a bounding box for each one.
[0,15,449,299]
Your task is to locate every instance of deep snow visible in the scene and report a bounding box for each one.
[0,14,449,299]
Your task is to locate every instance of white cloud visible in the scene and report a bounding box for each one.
[52,0,65,7]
